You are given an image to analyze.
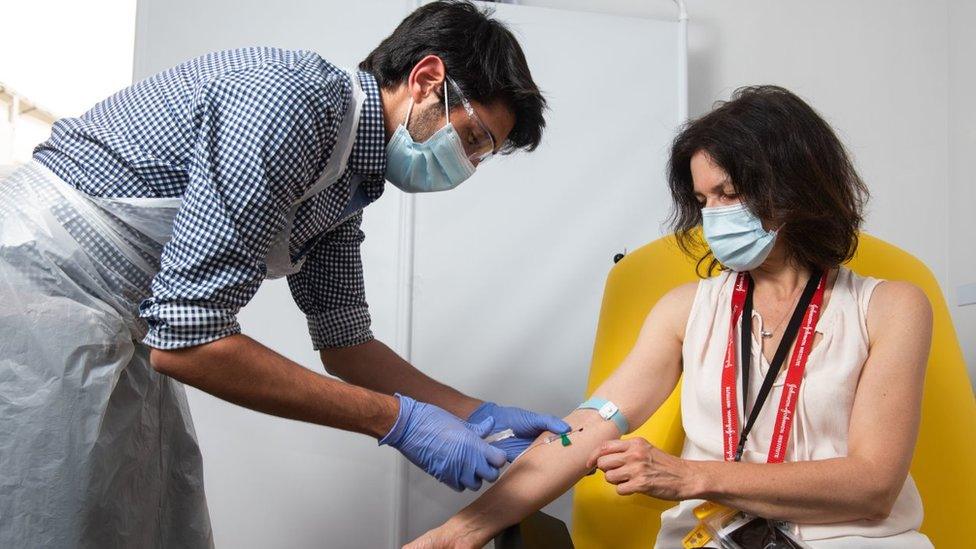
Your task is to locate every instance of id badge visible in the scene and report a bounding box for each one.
[710,513,810,549]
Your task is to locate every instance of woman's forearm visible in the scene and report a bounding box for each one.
[442,410,622,545]
[698,456,896,523]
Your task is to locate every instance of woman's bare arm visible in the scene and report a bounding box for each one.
[405,283,696,548]
[588,280,932,523]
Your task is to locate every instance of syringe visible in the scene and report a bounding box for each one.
[484,428,516,444]
[485,427,585,446]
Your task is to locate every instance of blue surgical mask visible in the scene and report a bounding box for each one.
[701,203,778,271]
[385,81,476,193]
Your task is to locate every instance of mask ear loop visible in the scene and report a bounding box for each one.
[403,79,450,131]
[403,99,415,130]
[443,79,450,125]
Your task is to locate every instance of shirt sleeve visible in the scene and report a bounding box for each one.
[287,210,374,350]
[139,63,344,349]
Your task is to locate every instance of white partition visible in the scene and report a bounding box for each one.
[402,2,681,540]
[134,0,683,546]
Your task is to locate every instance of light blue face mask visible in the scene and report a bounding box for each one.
[701,202,778,271]
[385,80,476,193]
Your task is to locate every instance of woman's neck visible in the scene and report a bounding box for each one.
[748,244,811,300]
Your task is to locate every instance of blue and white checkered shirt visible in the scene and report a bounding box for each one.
[34,47,387,350]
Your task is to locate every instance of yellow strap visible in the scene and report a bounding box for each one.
[682,523,712,549]
[693,501,736,521]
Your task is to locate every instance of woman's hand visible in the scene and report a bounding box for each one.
[587,438,705,500]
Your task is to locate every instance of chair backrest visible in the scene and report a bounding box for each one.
[570,233,975,548]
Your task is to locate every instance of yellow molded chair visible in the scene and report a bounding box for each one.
[571,233,975,548]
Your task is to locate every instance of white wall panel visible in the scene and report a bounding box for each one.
[403,2,681,540]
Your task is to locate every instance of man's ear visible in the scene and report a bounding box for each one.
[407,55,446,104]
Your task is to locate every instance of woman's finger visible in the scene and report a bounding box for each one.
[615,479,642,496]
[585,439,631,467]
[603,466,629,485]
[595,452,627,472]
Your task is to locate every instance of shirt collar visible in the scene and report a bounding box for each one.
[348,70,387,184]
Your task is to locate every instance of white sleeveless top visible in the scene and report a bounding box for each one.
[655,268,931,548]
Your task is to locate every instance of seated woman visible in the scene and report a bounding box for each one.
[406,86,933,548]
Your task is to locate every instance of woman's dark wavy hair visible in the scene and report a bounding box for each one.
[360,0,546,153]
[667,85,869,277]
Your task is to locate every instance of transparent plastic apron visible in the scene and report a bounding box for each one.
[0,70,363,548]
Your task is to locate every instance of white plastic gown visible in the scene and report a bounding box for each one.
[0,70,364,548]
[0,161,212,547]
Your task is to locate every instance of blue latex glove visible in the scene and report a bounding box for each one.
[379,394,508,491]
[468,402,571,462]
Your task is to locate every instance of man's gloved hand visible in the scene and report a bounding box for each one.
[379,394,508,491]
[468,402,571,462]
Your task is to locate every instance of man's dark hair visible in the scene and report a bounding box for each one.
[360,0,546,153]
[667,85,870,277]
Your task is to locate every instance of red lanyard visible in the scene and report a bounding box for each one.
[720,271,827,463]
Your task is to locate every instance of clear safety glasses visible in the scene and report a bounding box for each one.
[446,77,497,164]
